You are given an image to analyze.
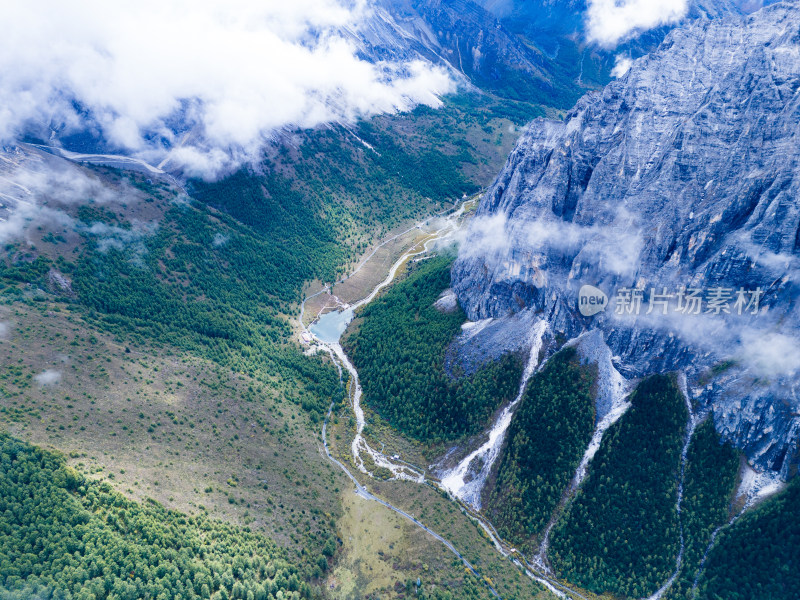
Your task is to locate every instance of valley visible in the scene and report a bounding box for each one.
[0,86,559,599]
[2,2,800,600]
[311,168,799,600]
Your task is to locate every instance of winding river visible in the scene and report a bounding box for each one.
[300,197,590,600]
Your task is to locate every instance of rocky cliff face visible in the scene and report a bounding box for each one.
[363,0,591,106]
[452,2,800,478]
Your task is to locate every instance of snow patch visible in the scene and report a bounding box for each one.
[459,317,493,339]
[568,330,631,490]
[533,330,631,571]
[736,462,786,507]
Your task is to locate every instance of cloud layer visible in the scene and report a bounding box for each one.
[0,1,454,178]
[586,0,689,46]
[0,148,156,251]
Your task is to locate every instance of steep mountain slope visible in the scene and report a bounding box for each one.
[471,0,757,86]
[342,256,523,443]
[549,375,689,598]
[694,476,800,600]
[476,0,768,40]
[5,2,796,599]
[483,347,595,555]
[453,1,800,478]
[31,0,581,163]
[373,0,590,106]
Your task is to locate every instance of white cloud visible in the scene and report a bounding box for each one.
[0,1,455,178]
[34,369,62,386]
[457,213,511,259]
[0,150,151,247]
[608,302,800,378]
[610,55,634,78]
[586,0,689,47]
[738,330,800,377]
[461,209,643,278]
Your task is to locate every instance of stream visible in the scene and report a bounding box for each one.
[301,198,590,599]
[645,373,699,600]
[689,463,786,598]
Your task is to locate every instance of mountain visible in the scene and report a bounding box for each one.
[31,0,750,166]
[5,2,799,599]
[355,0,777,129]
[475,0,773,38]
[452,1,800,478]
[369,0,593,105]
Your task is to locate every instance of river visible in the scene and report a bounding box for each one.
[300,196,593,600]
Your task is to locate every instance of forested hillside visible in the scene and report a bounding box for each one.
[0,89,547,599]
[193,92,541,261]
[0,433,317,600]
[342,256,522,442]
[664,419,740,600]
[549,374,688,598]
[696,477,800,600]
[484,347,595,555]
[3,92,538,427]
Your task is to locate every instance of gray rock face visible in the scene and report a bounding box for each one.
[452,2,800,478]
[364,0,589,106]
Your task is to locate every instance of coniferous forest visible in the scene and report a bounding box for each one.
[484,347,595,555]
[549,374,688,598]
[664,419,740,600]
[695,477,800,600]
[343,256,523,443]
[0,433,312,600]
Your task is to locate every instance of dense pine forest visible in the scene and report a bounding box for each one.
[696,476,800,600]
[549,374,688,598]
[664,419,740,600]
[484,347,595,555]
[342,256,523,443]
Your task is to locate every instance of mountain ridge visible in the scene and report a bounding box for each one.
[452,0,800,479]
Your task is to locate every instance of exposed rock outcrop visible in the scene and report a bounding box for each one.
[452,2,800,478]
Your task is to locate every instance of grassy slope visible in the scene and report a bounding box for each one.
[325,402,553,600]
[0,433,311,600]
[549,374,688,599]
[484,347,596,556]
[0,171,349,589]
[0,301,342,562]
